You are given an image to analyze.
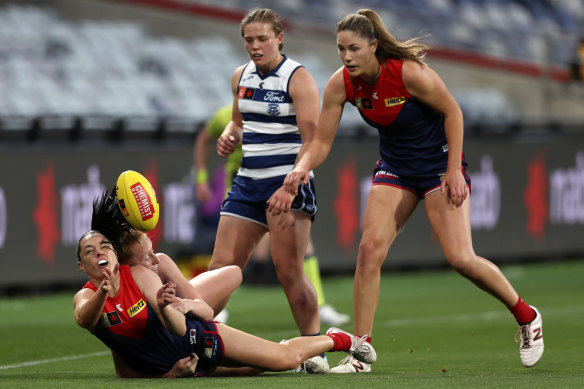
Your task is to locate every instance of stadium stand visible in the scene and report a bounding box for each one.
[0,0,582,141]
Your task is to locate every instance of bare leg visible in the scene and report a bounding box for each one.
[207,215,267,311]
[353,185,419,337]
[216,323,334,372]
[267,210,319,335]
[189,266,242,312]
[424,191,518,307]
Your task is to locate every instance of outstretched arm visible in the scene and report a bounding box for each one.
[284,68,346,194]
[73,265,118,330]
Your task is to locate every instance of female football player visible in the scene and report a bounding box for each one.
[90,188,242,377]
[271,8,544,372]
[206,8,324,363]
[74,230,376,377]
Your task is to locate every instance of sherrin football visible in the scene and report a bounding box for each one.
[116,170,159,231]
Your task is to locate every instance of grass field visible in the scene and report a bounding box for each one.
[1,260,583,388]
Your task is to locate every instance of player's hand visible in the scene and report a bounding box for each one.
[157,282,178,307]
[440,168,469,207]
[267,186,295,215]
[217,134,239,157]
[195,182,212,203]
[164,353,199,378]
[98,263,119,295]
[283,169,310,196]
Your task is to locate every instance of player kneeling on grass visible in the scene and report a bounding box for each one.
[73,231,376,377]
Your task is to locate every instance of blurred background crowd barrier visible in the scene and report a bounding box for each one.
[0,0,583,292]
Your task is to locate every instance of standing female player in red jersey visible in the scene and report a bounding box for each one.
[270,9,544,372]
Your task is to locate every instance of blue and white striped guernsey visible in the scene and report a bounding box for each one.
[237,55,311,180]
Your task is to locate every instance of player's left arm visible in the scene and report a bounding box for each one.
[403,60,468,207]
[289,66,320,162]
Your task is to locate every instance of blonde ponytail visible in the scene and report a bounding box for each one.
[336,9,428,66]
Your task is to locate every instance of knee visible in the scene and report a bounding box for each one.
[356,238,385,273]
[273,262,300,287]
[208,257,243,272]
[225,265,243,286]
[277,345,303,371]
[447,253,477,278]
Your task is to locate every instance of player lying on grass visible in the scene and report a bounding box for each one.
[91,188,243,376]
[73,230,377,377]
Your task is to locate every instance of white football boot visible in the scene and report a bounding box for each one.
[329,355,371,373]
[516,306,544,367]
[303,355,330,374]
[325,327,377,364]
[319,304,350,326]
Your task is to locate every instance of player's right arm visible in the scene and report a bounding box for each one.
[217,67,244,157]
[283,68,346,194]
[194,124,214,203]
[73,266,116,330]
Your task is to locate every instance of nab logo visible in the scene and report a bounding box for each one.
[127,299,146,318]
[384,96,406,107]
[238,87,255,100]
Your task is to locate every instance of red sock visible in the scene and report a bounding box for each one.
[326,332,352,351]
[365,336,372,344]
[510,296,536,325]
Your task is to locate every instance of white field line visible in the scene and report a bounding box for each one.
[1,305,581,370]
[0,351,109,370]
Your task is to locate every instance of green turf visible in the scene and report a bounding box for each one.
[1,260,583,388]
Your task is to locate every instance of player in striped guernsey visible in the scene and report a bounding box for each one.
[207,8,334,371]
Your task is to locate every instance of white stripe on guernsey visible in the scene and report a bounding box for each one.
[239,100,296,117]
[238,165,294,179]
[243,121,297,135]
[243,143,301,157]
[0,351,109,370]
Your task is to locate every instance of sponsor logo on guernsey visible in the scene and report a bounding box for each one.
[238,86,255,100]
[264,91,285,102]
[190,329,197,345]
[356,97,373,110]
[127,298,146,318]
[384,96,406,107]
[102,311,122,327]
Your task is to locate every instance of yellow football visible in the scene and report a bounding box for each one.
[115,170,159,231]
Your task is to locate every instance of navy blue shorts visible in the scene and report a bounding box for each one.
[186,319,224,377]
[371,160,471,198]
[220,174,317,228]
